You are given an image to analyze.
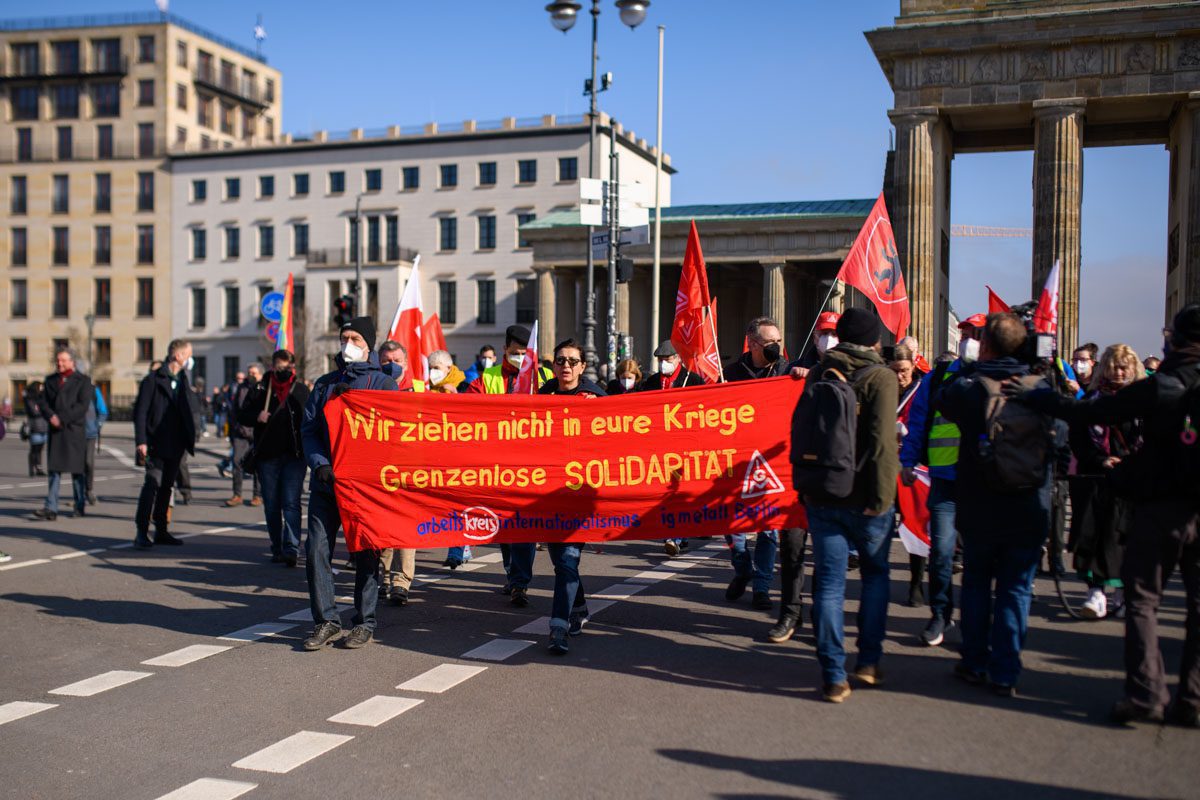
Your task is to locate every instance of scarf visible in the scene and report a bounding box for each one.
[270,371,295,409]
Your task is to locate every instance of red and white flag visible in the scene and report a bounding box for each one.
[513,320,540,395]
[837,193,910,339]
[422,312,448,354]
[896,466,932,558]
[1033,260,1060,335]
[670,221,723,383]
[387,255,425,381]
[986,285,1011,314]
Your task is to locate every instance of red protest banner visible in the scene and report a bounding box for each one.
[325,377,807,551]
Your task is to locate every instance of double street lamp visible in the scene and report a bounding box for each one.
[545,0,650,380]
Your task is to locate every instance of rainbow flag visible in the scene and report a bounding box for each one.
[275,272,295,352]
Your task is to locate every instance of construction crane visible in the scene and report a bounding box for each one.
[951,225,1032,238]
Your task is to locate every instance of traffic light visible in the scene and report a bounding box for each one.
[332,295,355,328]
[616,257,634,284]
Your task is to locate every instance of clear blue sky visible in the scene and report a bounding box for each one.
[22,0,1168,357]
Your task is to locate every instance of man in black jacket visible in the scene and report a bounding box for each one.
[133,339,199,549]
[226,363,263,507]
[637,341,704,392]
[32,349,92,521]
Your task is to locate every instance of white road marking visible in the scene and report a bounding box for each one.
[142,644,233,667]
[51,548,105,561]
[0,558,51,571]
[154,777,258,800]
[232,730,354,773]
[218,622,297,642]
[279,605,347,622]
[593,583,649,600]
[452,562,486,572]
[100,445,137,469]
[460,639,535,662]
[629,570,674,583]
[397,664,487,693]
[0,701,57,726]
[512,616,552,635]
[471,551,504,564]
[18,481,41,488]
[327,695,422,727]
[49,670,153,697]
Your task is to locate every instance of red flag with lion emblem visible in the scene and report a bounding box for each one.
[671,221,723,383]
[837,193,910,339]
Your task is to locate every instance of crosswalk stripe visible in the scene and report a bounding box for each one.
[326,695,422,727]
[512,616,552,635]
[0,558,51,571]
[218,622,296,642]
[460,639,535,662]
[0,701,57,726]
[142,645,233,667]
[49,670,153,697]
[232,730,354,773]
[396,664,487,693]
[593,582,649,600]
[154,777,258,800]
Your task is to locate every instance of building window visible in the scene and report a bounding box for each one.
[94,225,111,265]
[192,179,206,202]
[225,177,240,200]
[16,128,33,162]
[191,228,206,260]
[517,212,536,248]
[52,174,69,213]
[93,38,120,71]
[176,40,187,67]
[197,94,212,128]
[256,285,270,329]
[259,225,274,258]
[197,50,213,81]
[402,166,419,190]
[439,217,457,251]
[12,86,39,121]
[219,101,233,135]
[293,173,309,196]
[366,216,381,262]
[478,162,497,186]
[259,174,274,199]
[54,85,79,119]
[137,278,154,317]
[176,83,187,110]
[95,338,112,364]
[348,219,359,261]
[56,126,73,160]
[175,125,187,146]
[558,157,578,181]
[365,168,382,192]
[439,280,457,325]
[264,117,274,141]
[516,278,537,324]
[137,225,154,264]
[11,279,28,317]
[242,113,255,141]
[12,338,28,362]
[386,215,399,261]
[52,338,68,353]
[93,82,120,117]
[53,227,69,265]
[94,277,111,317]
[138,123,154,157]
[138,35,155,63]
[440,164,458,188]
[137,79,154,107]
[10,176,26,214]
[96,124,113,158]
[478,215,496,250]
[94,173,111,212]
[293,223,309,256]
[190,286,206,329]
[11,228,27,266]
[52,278,69,318]
[137,171,154,211]
[477,279,496,325]
[265,78,275,102]
[13,42,39,75]
[518,160,537,184]
[329,171,345,194]
[225,227,240,259]
[223,285,239,328]
[52,41,79,73]
[200,134,211,150]
[222,355,239,383]
[137,338,154,362]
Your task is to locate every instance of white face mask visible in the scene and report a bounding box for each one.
[341,341,366,363]
[507,353,525,369]
[959,338,980,363]
[621,377,635,390]
[183,356,195,372]
[660,359,677,376]
[429,368,447,385]
[481,357,495,369]
[816,334,838,356]
[1073,360,1092,378]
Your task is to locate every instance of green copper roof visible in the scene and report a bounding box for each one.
[522,199,876,230]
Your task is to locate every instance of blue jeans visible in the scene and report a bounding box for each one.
[808,505,894,686]
[46,471,85,514]
[927,477,958,622]
[958,532,1042,686]
[548,543,588,631]
[500,542,535,591]
[305,490,379,631]
[725,531,779,594]
[258,457,306,557]
[446,545,473,563]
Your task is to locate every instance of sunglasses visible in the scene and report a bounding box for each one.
[554,356,583,367]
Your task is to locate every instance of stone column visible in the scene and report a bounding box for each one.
[1032,98,1085,354]
[888,107,940,353]
[535,267,556,356]
[762,259,787,337]
[1184,92,1200,311]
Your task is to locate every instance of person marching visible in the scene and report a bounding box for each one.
[378,339,423,605]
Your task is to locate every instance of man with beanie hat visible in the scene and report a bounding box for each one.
[300,316,398,651]
[464,323,552,608]
[1009,304,1200,726]
[800,307,899,703]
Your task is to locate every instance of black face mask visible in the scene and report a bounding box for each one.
[763,343,782,362]
[275,368,293,380]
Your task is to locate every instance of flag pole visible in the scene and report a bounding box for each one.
[796,278,841,364]
[705,304,724,383]
[650,25,665,359]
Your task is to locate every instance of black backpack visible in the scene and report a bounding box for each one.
[790,365,886,499]
[1171,367,1200,491]
[976,374,1054,492]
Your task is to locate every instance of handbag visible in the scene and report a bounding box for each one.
[19,421,29,441]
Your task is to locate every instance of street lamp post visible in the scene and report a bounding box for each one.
[546,0,650,381]
[352,194,365,316]
[83,310,95,372]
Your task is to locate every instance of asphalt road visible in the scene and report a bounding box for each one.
[0,423,1194,800]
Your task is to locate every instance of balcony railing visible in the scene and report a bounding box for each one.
[0,133,169,164]
[306,245,418,267]
[0,56,128,83]
[193,67,268,109]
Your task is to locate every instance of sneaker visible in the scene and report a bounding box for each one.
[767,614,799,643]
[303,621,342,651]
[178,494,192,506]
[854,664,883,687]
[224,495,243,507]
[1166,703,1200,729]
[342,625,372,649]
[133,532,154,550]
[510,586,530,608]
[216,463,229,479]
[725,575,750,602]
[270,553,284,563]
[906,584,926,607]
[752,591,773,611]
[547,628,569,655]
[568,610,589,636]
[954,662,987,686]
[1080,588,1107,620]
[31,508,56,521]
[922,617,948,647]
[249,497,262,507]
[153,531,185,546]
[989,682,1016,698]
[1111,699,1163,725]
[664,540,680,557]
[388,586,409,606]
[823,682,852,704]
[442,557,462,569]
[69,508,85,518]
[283,554,298,568]
[0,552,11,563]
[1112,588,1126,619]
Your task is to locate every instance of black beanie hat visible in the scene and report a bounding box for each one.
[835,307,882,347]
[506,324,531,348]
[341,316,377,352]
[1172,304,1200,346]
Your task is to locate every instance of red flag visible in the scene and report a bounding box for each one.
[513,320,540,394]
[1033,260,1060,335]
[671,221,723,383]
[836,193,910,339]
[274,272,295,353]
[387,256,425,381]
[986,285,1011,314]
[422,312,448,354]
[896,467,931,558]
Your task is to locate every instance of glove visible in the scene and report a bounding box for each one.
[315,465,335,485]
[330,383,351,397]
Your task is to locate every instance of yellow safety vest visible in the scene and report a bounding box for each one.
[480,365,552,394]
[412,379,426,393]
[927,366,960,468]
